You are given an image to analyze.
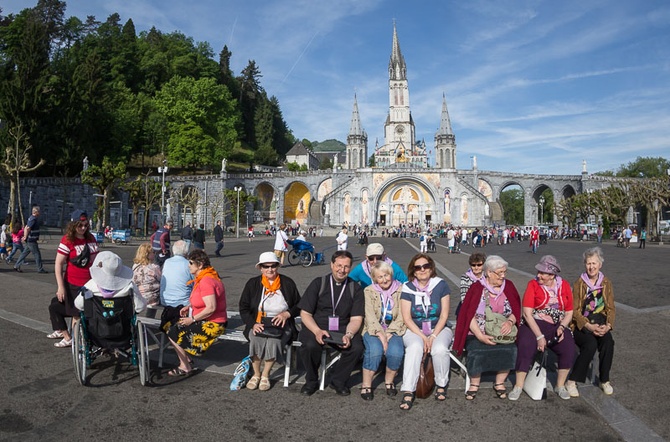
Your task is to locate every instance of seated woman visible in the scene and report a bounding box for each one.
[399,253,452,410]
[360,261,406,401]
[239,252,301,391]
[509,255,575,401]
[165,249,227,376]
[566,247,616,397]
[132,242,162,307]
[453,255,520,400]
[456,252,486,318]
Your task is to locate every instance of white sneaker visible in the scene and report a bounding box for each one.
[566,382,580,398]
[508,386,523,401]
[600,381,613,395]
[555,386,571,400]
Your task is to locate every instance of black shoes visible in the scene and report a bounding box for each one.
[37,270,48,274]
[301,384,317,396]
[13,267,22,273]
[329,383,351,396]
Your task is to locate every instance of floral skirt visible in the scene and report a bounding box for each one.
[167,320,226,356]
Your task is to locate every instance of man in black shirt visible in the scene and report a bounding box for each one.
[297,250,364,396]
[213,220,224,257]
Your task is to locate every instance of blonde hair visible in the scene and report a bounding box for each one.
[133,242,154,265]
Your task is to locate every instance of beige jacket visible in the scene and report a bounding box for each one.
[362,285,406,336]
[571,276,616,331]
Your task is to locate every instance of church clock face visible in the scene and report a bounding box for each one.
[396,125,405,133]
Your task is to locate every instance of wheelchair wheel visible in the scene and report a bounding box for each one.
[287,249,300,266]
[137,320,150,386]
[72,320,88,386]
[299,250,314,267]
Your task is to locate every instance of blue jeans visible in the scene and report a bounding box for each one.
[362,332,404,371]
[15,241,44,271]
[215,240,224,256]
[7,242,23,262]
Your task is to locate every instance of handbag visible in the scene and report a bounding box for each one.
[256,316,284,339]
[415,352,435,399]
[230,356,252,391]
[523,351,547,400]
[485,294,518,344]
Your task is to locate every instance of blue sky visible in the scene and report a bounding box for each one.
[4,0,670,175]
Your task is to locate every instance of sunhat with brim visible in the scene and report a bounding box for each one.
[535,255,561,275]
[256,251,280,268]
[90,251,133,291]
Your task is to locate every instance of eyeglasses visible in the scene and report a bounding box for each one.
[471,263,483,267]
[367,255,383,262]
[493,270,507,278]
[261,263,279,269]
[413,263,432,271]
[333,264,351,271]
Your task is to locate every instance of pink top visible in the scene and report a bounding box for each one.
[190,276,227,324]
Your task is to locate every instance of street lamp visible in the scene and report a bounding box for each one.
[158,160,168,223]
[539,195,545,224]
[234,186,242,238]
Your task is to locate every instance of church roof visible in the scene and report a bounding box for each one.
[286,141,312,156]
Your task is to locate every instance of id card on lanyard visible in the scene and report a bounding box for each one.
[329,276,347,331]
[415,292,432,336]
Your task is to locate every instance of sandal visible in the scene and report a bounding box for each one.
[247,376,261,390]
[47,330,64,339]
[385,383,397,397]
[493,383,508,399]
[259,376,271,391]
[399,392,415,411]
[360,386,373,401]
[54,338,72,348]
[465,383,480,401]
[167,366,199,377]
[435,386,447,401]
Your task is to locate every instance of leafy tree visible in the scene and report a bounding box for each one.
[616,156,670,178]
[121,171,162,235]
[81,156,127,230]
[499,187,523,225]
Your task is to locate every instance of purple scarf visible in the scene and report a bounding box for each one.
[371,279,401,310]
[481,276,506,297]
[466,268,483,284]
[362,257,395,279]
[580,272,604,292]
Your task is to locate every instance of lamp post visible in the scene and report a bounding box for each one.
[234,186,242,238]
[158,160,168,222]
[539,195,545,224]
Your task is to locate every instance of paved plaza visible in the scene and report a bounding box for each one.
[1,233,668,441]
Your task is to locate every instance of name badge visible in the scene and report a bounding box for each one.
[422,319,432,336]
[329,315,340,331]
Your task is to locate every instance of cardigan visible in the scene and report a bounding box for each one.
[362,284,406,336]
[571,276,616,331]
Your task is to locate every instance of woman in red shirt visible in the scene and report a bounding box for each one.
[48,210,99,348]
[165,249,227,376]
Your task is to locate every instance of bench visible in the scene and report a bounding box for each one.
[140,311,334,390]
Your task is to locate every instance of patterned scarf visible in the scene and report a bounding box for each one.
[580,272,604,292]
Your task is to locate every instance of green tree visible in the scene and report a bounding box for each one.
[616,156,670,178]
[499,187,523,225]
[121,171,162,235]
[81,156,127,230]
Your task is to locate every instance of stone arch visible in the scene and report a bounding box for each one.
[561,184,577,199]
[374,176,438,227]
[498,181,525,225]
[253,182,277,222]
[316,178,333,201]
[284,181,311,225]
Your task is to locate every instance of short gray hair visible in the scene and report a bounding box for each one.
[583,246,604,264]
[370,261,393,280]
[483,255,508,274]
[172,240,189,257]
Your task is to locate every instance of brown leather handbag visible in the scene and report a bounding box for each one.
[415,352,435,399]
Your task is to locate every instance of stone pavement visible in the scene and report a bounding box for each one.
[0,234,668,441]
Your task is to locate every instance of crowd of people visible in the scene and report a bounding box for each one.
[38,213,617,407]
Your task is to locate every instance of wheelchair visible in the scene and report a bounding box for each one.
[286,239,315,267]
[71,294,150,386]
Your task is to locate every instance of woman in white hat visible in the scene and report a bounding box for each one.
[238,252,301,390]
[508,255,575,401]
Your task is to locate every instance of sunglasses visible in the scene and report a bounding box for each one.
[188,261,196,265]
[367,255,383,262]
[261,263,279,269]
[413,263,432,271]
[471,263,483,267]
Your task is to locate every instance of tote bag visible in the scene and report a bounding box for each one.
[523,351,547,400]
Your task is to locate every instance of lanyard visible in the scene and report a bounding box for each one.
[380,296,391,324]
[329,275,347,315]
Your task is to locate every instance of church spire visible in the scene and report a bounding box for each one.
[348,94,364,136]
[389,20,406,81]
[437,94,454,136]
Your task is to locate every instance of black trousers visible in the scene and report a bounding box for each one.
[48,282,82,331]
[569,328,614,383]
[299,328,363,389]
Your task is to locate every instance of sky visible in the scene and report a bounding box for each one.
[4,0,670,175]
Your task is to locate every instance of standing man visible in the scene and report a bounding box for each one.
[213,220,224,257]
[273,223,288,265]
[192,223,206,249]
[180,221,193,251]
[297,251,364,396]
[639,228,647,249]
[150,219,173,267]
[348,243,407,289]
[623,225,633,249]
[14,205,47,273]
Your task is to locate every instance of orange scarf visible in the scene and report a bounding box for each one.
[188,266,220,291]
[261,274,281,295]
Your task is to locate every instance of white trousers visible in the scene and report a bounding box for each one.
[401,327,453,391]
